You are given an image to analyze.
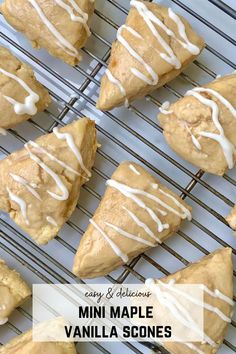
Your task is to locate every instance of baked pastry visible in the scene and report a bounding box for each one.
[0,329,77,354]
[0,260,31,325]
[1,0,95,66]
[0,118,97,245]
[97,0,204,111]
[226,205,236,233]
[159,73,236,175]
[73,161,192,278]
[145,247,233,354]
[0,46,51,130]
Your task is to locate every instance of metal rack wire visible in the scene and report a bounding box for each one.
[0,0,235,353]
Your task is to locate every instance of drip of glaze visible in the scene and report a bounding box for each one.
[145,278,216,347]
[107,179,191,221]
[0,67,39,115]
[159,101,173,115]
[105,69,129,107]
[129,164,140,175]
[10,173,41,200]
[184,122,202,150]
[105,222,155,247]
[28,0,80,59]
[90,219,128,263]
[53,126,91,177]
[26,140,85,177]
[46,216,58,227]
[117,25,159,85]
[122,206,161,243]
[7,187,29,225]
[25,142,69,201]
[0,318,8,325]
[107,179,168,232]
[53,0,90,36]
[186,88,236,169]
[0,128,7,135]
[168,8,200,55]
[130,1,181,69]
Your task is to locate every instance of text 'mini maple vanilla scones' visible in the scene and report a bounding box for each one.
[0,118,97,245]
[1,0,95,66]
[0,260,31,326]
[0,329,77,354]
[97,0,205,111]
[73,161,192,278]
[0,46,51,130]
[145,247,233,354]
[159,73,236,175]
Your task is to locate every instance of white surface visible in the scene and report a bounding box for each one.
[0,0,235,353]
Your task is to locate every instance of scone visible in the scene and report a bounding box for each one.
[146,247,233,354]
[1,0,95,66]
[226,205,236,233]
[0,46,51,130]
[73,161,192,278]
[0,260,31,325]
[0,329,77,354]
[159,73,236,175]
[0,118,97,245]
[97,0,205,111]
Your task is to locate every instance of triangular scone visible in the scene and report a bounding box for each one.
[0,260,31,325]
[73,161,192,278]
[0,118,97,245]
[97,0,205,111]
[0,329,77,354]
[1,0,95,66]
[159,74,236,175]
[0,46,51,130]
[146,248,233,354]
[226,205,236,233]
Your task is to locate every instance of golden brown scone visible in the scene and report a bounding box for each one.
[1,0,95,66]
[0,329,77,354]
[0,260,31,325]
[226,205,236,233]
[73,161,192,278]
[159,74,236,175]
[97,0,204,111]
[147,248,233,354]
[0,46,51,130]
[0,118,97,245]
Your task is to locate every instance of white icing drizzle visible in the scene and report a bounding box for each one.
[53,127,91,177]
[46,216,58,227]
[10,173,41,201]
[146,278,216,347]
[0,318,8,325]
[168,8,200,55]
[7,187,29,225]
[105,69,129,107]
[106,179,168,232]
[129,164,140,175]
[0,128,7,136]
[159,101,173,115]
[151,183,158,190]
[0,67,39,115]
[105,222,155,247]
[90,219,128,263]
[130,0,181,69]
[122,206,161,243]
[53,0,90,35]
[28,0,80,58]
[26,140,83,177]
[200,284,234,306]
[25,142,69,201]
[117,25,159,85]
[184,122,202,150]
[186,87,236,169]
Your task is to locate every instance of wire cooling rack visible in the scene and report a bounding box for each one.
[0,0,235,353]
